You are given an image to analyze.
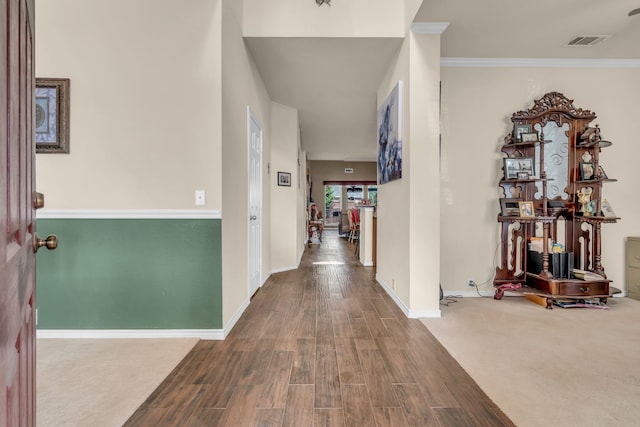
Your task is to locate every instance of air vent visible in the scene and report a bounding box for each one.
[565,35,611,47]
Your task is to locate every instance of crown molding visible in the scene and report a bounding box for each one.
[36,209,222,219]
[441,57,640,68]
[411,22,450,35]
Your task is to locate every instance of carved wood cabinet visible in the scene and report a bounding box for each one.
[495,92,619,299]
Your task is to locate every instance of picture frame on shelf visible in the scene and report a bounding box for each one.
[277,171,291,186]
[513,124,532,142]
[580,162,595,180]
[500,198,521,217]
[518,201,535,218]
[521,131,539,143]
[35,77,70,154]
[598,165,608,179]
[503,157,534,180]
[517,171,530,180]
[601,199,616,217]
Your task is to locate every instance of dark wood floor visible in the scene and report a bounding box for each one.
[125,231,514,427]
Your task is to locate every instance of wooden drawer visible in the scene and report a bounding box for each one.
[553,281,609,296]
[626,238,640,269]
[527,273,609,296]
[626,266,640,301]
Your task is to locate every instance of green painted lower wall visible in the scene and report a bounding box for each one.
[36,218,222,329]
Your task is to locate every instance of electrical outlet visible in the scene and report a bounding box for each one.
[468,278,476,287]
[195,190,206,206]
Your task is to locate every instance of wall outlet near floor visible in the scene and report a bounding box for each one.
[468,278,476,287]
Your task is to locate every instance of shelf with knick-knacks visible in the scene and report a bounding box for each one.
[494,92,619,302]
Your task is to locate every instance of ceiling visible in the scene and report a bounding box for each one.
[246,0,640,162]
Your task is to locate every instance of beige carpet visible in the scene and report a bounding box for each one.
[36,338,197,427]
[421,295,640,427]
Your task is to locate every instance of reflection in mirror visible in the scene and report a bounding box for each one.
[534,121,570,200]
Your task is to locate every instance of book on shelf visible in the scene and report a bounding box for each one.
[572,269,605,281]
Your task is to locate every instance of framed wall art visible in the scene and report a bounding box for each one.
[277,171,291,187]
[35,78,70,153]
[377,80,403,184]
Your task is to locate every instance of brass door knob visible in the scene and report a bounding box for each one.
[34,192,45,209]
[34,234,58,252]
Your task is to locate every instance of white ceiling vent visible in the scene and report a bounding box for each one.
[565,35,611,47]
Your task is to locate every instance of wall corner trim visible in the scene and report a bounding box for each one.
[36,209,222,220]
[36,329,224,340]
[376,275,409,317]
[376,275,442,319]
[223,299,250,338]
[411,22,450,34]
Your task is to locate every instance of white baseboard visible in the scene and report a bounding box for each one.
[36,298,253,341]
[375,275,442,319]
[271,265,299,275]
[36,329,224,340]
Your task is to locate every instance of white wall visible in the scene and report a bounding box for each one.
[376,29,442,317]
[440,65,640,295]
[407,32,441,315]
[243,0,405,38]
[35,0,222,210]
[270,102,301,271]
[376,39,413,311]
[221,0,273,325]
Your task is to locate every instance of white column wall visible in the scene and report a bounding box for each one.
[270,102,301,272]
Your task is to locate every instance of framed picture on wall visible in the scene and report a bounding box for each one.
[35,78,70,154]
[278,171,291,186]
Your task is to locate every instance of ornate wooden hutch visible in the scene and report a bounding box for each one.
[495,92,619,302]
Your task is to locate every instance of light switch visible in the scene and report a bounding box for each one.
[195,190,206,206]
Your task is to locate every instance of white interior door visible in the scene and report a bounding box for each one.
[248,107,262,297]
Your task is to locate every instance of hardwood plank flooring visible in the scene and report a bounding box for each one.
[124,230,514,427]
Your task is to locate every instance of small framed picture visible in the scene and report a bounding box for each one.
[517,171,530,180]
[277,171,291,186]
[598,165,608,179]
[521,131,539,143]
[500,198,521,217]
[580,162,595,180]
[504,157,535,180]
[601,199,616,217]
[518,201,535,218]
[513,124,532,141]
[36,78,70,153]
